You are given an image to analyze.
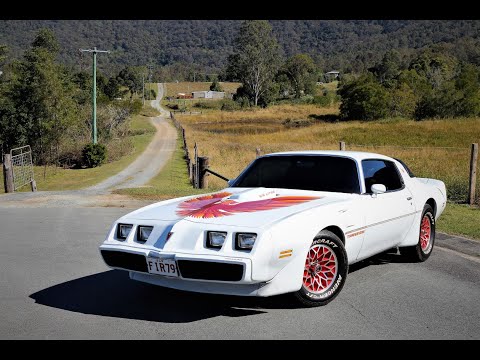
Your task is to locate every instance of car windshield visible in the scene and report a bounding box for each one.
[232,155,361,194]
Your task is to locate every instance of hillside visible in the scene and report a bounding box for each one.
[1,20,480,75]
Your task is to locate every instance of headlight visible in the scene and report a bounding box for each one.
[207,231,227,249]
[236,233,257,250]
[137,226,153,243]
[117,223,132,240]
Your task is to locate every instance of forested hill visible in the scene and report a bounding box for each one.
[1,20,480,74]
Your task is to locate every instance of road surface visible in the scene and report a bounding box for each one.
[0,206,478,339]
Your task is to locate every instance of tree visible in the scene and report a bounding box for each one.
[338,74,390,120]
[104,77,121,100]
[209,78,223,92]
[283,54,317,98]
[370,50,402,87]
[0,44,7,66]
[116,66,144,98]
[0,29,77,164]
[454,62,480,116]
[226,20,281,106]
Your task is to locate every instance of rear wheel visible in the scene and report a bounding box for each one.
[293,230,348,307]
[400,204,435,262]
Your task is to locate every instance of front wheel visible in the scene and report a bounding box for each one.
[293,230,348,307]
[400,204,435,262]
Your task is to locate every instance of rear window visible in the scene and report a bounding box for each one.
[232,155,361,194]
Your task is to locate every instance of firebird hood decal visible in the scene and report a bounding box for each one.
[176,191,322,219]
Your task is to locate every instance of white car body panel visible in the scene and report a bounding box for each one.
[99,150,447,297]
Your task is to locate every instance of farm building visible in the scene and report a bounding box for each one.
[325,71,340,81]
[176,93,193,99]
[192,91,225,99]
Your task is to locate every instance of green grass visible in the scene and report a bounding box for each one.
[0,106,157,193]
[437,202,480,240]
[113,125,208,200]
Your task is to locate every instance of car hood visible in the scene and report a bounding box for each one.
[123,187,350,229]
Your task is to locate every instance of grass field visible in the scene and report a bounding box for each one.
[176,105,480,205]
[437,203,480,239]
[0,105,158,193]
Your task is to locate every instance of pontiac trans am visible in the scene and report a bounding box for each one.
[99,151,446,306]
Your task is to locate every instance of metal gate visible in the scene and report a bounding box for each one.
[10,145,34,191]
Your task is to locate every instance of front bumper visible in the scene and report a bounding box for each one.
[99,243,303,297]
[99,243,255,283]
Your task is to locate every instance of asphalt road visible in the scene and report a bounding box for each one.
[1,206,479,339]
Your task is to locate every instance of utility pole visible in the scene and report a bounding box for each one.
[80,47,109,144]
[142,73,145,105]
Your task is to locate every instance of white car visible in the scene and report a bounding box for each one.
[99,151,447,306]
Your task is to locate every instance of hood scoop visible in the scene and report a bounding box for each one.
[226,188,277,202]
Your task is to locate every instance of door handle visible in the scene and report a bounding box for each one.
[407,197,412,200]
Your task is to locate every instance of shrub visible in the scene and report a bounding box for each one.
[82,143,107,168]
[166,103,179,110]
[338,74,390,120]
[193,101,221,109]
[221,99,241,111]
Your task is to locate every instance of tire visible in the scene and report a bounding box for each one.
[293,230,348,307]
[400,204,435,262]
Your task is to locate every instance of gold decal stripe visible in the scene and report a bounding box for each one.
[279,254,292,259]
[346,230,365,238]
[280,249,293,254]
[345,211,421,235]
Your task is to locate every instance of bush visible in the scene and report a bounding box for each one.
[338,74,390,120]
[283,118,314,128]
[221,99,241,111]
[193,101,221,109]
[82,143,107,168]
[166,103,179,110]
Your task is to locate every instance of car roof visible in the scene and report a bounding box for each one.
[261,150,394,162]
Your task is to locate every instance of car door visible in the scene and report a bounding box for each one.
[357,159,416,259]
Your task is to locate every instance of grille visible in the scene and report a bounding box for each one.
[177,260,244,281]
[101,250,148,272]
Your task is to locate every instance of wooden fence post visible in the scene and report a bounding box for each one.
[256,148,261,158]
[198,156,209,189]
[468,143,478,205]
[339,141,346,151]
[3,154,14,193]
[192,163,197,188]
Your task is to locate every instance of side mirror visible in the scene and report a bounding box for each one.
[371,184,387,194]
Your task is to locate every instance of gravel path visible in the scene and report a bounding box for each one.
[86,84,176,192]
[0,83,175,208]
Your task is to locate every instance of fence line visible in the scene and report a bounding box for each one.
[170,111,194,185]
[346,144,467,150]
[165,116,478,204]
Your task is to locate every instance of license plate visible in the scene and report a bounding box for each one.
[146,257,179,277]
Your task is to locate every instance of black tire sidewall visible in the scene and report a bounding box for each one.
[297,232,348,305]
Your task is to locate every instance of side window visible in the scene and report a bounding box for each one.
[362,160,404,193]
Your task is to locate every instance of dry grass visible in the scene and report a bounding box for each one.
[164,82,241,97]
[175,105,480,204]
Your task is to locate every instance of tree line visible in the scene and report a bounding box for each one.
[1,20,480,80]
[0,29,150,167]
[222,21,480,120]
